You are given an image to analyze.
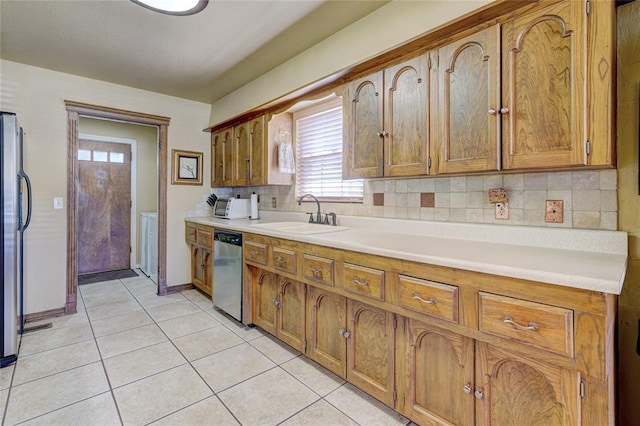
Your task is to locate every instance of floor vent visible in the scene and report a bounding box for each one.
[21,322,53,334]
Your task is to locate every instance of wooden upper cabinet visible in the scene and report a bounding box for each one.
[221,127,234,186]
[343,54,430,179]
[211,127,234,187]
[384,54,430,177]
[501,0,585,170]
[248,116,266,186]
[234,123,250,186]
[434,26,500,174]
[212,114,293,188]
[211,129,227,187]
[343,71,384,179]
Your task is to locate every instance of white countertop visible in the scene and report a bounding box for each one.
[186,211,628,295]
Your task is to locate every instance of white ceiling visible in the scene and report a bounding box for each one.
[0,0,388,104]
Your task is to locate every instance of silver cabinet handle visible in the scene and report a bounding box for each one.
[377,131,383,137]
[412,293,436,304]
[338,328,345,336]
[474,390,484,399]
[500,107,509,114]
[503,315,538,331]
[488,108,497,115]
[273,299,281,309]
[381,130,389,137]
[343,331,351,338]
[463,384,473,394]
[309,267,323,278]
[352,278,369,286]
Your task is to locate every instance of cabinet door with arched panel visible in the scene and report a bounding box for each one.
[399,318,475,425]
[501,0,585,170]
[475,342,579,425]
[434,26,500,174]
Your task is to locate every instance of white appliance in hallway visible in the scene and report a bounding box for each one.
[139,212,157,282]
[1,112,32,368]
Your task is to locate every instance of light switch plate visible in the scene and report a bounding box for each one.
[53,197,64,209]
[545,200,563,223]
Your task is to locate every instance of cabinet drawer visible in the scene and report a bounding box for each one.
[302,254,334,286]
[196,228,212,247]
[186,226,196,245]
[272,247,297,274]
[479,292,574,357]
[245,241,269,265]
[398,275,458,323]
[343,263,384,301]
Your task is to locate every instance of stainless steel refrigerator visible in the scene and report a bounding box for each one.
[1,112,32,368]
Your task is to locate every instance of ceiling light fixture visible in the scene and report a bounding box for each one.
[131,0,208,16]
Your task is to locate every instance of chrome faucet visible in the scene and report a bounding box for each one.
[298,193,322,224]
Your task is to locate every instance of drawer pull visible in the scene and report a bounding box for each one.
[273,299,281,309]
[463,384,473,394]
[275,257,287,265]
[503,315,539,331]
[309,266,323,277]
[352,278,369,287]
[412,293,436,304]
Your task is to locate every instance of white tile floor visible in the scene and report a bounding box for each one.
[0,273,412,425]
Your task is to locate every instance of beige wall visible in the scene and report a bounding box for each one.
[78,118,158,266]
[208,0,492,126]
[0,59,211,314]
[616,3,640,425]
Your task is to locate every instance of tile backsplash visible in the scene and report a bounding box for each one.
[205,170,618,230]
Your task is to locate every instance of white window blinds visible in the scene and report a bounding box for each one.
[294,101,363,201]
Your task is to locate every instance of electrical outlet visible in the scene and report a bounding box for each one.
[545,200,563,223]
[495,201,509,220]
[271,197,277,208]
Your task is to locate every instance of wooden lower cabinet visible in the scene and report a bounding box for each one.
[476,343,578,426]
[241,233,614,425]
[347,299,396,407]
[306,286,396,407]
[306,286,347,376]
[191,245,212,296]
[398,317,579,426]
[252,268,305,352]
[399,318,475,425]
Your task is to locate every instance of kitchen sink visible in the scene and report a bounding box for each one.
[250,221,349,235]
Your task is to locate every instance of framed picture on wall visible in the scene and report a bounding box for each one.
[171,149,203,185]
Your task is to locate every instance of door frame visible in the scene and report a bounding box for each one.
[79,134,138,269]
[65,101,170,314]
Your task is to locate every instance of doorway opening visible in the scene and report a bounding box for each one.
[65,101,170,314]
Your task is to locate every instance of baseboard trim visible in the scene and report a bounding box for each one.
[24,307,66,323]
[165,283,193,294]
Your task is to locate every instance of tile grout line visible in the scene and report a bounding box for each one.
[119,279,246,425]
[82,278,126,426]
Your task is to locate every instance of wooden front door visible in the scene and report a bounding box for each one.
[78,139,131,275]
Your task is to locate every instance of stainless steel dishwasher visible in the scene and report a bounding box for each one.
[213,230,243,321]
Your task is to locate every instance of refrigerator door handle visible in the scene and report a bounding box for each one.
[19,172,32,232]
[18,128,32,232]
